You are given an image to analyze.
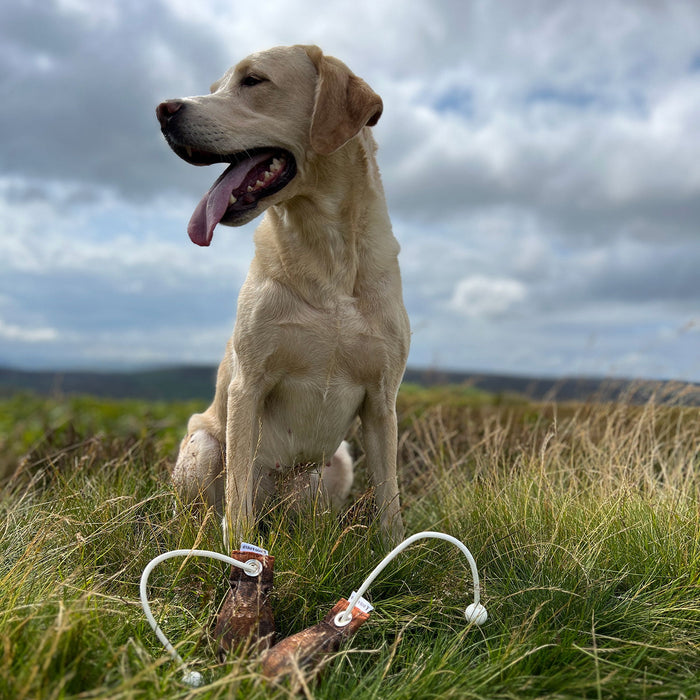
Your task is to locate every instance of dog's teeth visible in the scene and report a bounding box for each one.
[255,179,264,188]
[263,171,273,182]
[185,146,193,157]
[247,186,254,193]
[229,194,237,205]
[270,158,281,172]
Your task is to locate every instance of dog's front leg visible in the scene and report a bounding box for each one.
[361,391,404,546]
[223,381,260,549]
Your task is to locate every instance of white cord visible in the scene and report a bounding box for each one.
[139,549,259,687]
[334,530,487,627]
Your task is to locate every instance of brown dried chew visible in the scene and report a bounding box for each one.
[212,551,275,658]
[260,598,369,681]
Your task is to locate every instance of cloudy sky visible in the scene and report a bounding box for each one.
[1,0,699,381]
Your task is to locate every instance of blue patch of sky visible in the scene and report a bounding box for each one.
[690,53,700,72]
[526,86,598,109]
[525,84,651,119]
[433,86,474,116]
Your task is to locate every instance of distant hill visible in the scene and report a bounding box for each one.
[403,369,699,406]
[0,365,697,405]
[0,366,218,402]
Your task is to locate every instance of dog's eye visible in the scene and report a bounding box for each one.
[241,75,266,87]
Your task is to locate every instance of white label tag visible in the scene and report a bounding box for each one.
[240,541,269,556]
[350,591,374,614]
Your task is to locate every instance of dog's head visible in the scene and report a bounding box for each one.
[156,45,383,246]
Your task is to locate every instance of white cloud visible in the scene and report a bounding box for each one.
[0,319,58,343]
[449,276,527,318]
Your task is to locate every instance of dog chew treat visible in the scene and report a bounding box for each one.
[213,551,275,658]
[260,599,369,681]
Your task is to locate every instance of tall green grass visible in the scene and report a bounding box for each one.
[1,387,699,698]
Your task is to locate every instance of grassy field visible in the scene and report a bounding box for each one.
[1,385,699,699]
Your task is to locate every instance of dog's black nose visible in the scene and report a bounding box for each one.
[156,100,183,128]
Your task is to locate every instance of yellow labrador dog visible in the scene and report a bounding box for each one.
[156,45,410,546]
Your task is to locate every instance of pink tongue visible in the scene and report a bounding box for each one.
[187,152,272,246]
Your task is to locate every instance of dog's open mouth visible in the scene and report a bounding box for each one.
[179,147,297,246]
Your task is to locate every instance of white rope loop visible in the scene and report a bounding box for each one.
[334,530,486,627]
[139,549,260,686]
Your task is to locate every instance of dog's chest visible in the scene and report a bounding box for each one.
[240,294,382,466]
[258,372,364,468]
[275,295,387,380]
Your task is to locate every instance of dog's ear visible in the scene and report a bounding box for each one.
[303,45,383,156]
